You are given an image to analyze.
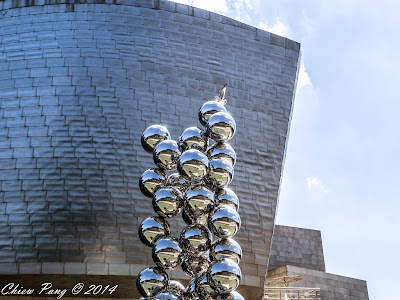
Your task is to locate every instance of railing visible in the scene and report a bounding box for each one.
[263,287,321,299]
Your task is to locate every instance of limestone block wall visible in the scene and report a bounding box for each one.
[267,265,369,300]
[0,0,300,296]
[268,225,326,272]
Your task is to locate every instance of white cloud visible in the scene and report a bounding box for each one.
[297,63,312,90]
[299,10,316,41]
[171,0,228,13]
[170,0,256,20]
[306,176,328,193]
[258,18,292,38]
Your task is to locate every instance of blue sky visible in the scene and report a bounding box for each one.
[172,1,400,298]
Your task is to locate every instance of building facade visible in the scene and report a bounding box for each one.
[0,0,300,299]
[266,226,369,299]
[268,225,326,273]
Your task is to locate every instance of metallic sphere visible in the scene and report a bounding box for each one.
[185,185,215,217]
[153,140,181,171]
[168,280,185,297]
[141,125,171,153]
[152,187,184,218]
[217,291,245,300]
[179,127,208,152]
[152,237,183,269]
[195,272,219,299]
[207,158,234,188]
[181,254,209,277]
[139,168,167,198]
[199,101,228,127]
[210,238,242,264]
[215,188,239,211]
[178,149,209,181]
[206,112,236,143]
[180,224,212,254]
[207,258,241,294]
[136,266,168,298]
[168,173,189,194]
[139,216,171,247]
[182,208,208,226]
[208,206,241,238]
[207,143,236,166]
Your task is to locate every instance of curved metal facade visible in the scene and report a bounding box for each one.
[0,0,300,298]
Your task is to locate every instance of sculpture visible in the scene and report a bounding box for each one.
[137,86,244,299]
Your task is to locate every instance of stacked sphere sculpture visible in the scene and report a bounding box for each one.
[137,86,244,299]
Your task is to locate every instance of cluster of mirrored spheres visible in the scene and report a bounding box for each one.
[137,87,244,300]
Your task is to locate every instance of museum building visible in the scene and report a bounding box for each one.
[0,0,368,298]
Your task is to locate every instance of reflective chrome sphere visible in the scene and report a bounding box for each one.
[154,292,179,300]
[141,125,171,153]
[207,258,241,294]
[152,237,183,269]
[215,188,239,211]
[207,158,234,188]
[199,101,228,127]
[153,140,181,171]
[178,149,209,181]
[153,188,183,218]
[181,254,209,277]
[208,206,241,238]
[179,224,212,254]
[182,208,208,226]
[136,266,168,298]
[139,168,167,198]
[185,185,215,217]
[139,216,171,247]
[210,238,242,264]
[168,173,189,194]
[195,272,219,299]
[179,127,208,152]
[207,143,236,166]
[217,291,245,300]
[168,280,185,297]
[206,112,236,143]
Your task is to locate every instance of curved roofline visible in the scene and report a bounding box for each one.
[0,0,300,50]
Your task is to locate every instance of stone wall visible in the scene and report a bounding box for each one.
[0,0,300,297]
[267,265,369,300]
[268,225,325,272]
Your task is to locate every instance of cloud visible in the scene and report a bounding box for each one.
[227,0,253,22]
[299,10,317,41]
[306,176,328,193]
[258,18,292,38]
[171,0,228,13]
[297,63,312,90]
[170,0,255,21]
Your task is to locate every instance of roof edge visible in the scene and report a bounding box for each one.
[0,0,300,51]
